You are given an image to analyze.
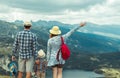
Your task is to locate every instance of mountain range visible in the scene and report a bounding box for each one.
[0,20,120,74]
[0,20,120,53]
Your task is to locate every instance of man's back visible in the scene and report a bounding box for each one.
[13,30,37,59]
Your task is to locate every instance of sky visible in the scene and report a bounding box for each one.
[0,0,120,25]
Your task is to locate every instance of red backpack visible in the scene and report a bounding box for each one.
[57,36,71,61]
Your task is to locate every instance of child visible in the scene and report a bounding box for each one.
[34,49,47,78]
[8,56,18,78]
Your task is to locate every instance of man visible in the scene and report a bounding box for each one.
[12,21,37,78]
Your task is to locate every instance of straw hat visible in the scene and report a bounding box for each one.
[38,49,45,58]
[24,21,32,26]
[49,26,61,35]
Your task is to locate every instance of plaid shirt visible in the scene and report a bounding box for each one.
[12,30,37,59]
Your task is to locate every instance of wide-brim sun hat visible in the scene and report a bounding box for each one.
[24,21,32,26]
[38,49,45,58]
[49,26,61,35]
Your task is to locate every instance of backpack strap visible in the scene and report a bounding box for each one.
[61,36,64,44]
[56,36,64,62]
[57,47,61,62]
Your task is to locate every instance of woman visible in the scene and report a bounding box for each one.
[47,22,86,78]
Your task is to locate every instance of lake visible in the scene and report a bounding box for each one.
[46,70,104,78]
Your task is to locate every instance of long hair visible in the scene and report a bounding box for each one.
[50,34,58,38]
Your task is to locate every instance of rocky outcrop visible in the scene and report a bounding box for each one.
[0,55,10,75]
[95,68,120,78]
[100,68,120,78]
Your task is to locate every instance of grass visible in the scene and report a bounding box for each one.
[0,76,10,78]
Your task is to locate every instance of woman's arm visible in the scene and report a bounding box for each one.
[63,22,85,40]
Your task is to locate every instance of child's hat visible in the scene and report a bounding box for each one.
[38,49,45,58]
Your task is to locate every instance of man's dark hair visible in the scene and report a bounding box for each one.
[24,25,31,29]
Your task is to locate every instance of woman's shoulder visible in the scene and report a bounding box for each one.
[49,36,60,41]
[48,36,61,44]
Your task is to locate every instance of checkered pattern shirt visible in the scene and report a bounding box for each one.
[12,30,37,59]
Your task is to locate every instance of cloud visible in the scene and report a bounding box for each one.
[76,0,120,25]
[0,0,120,25]
[0,4,12,13]
[0,0,105,14]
